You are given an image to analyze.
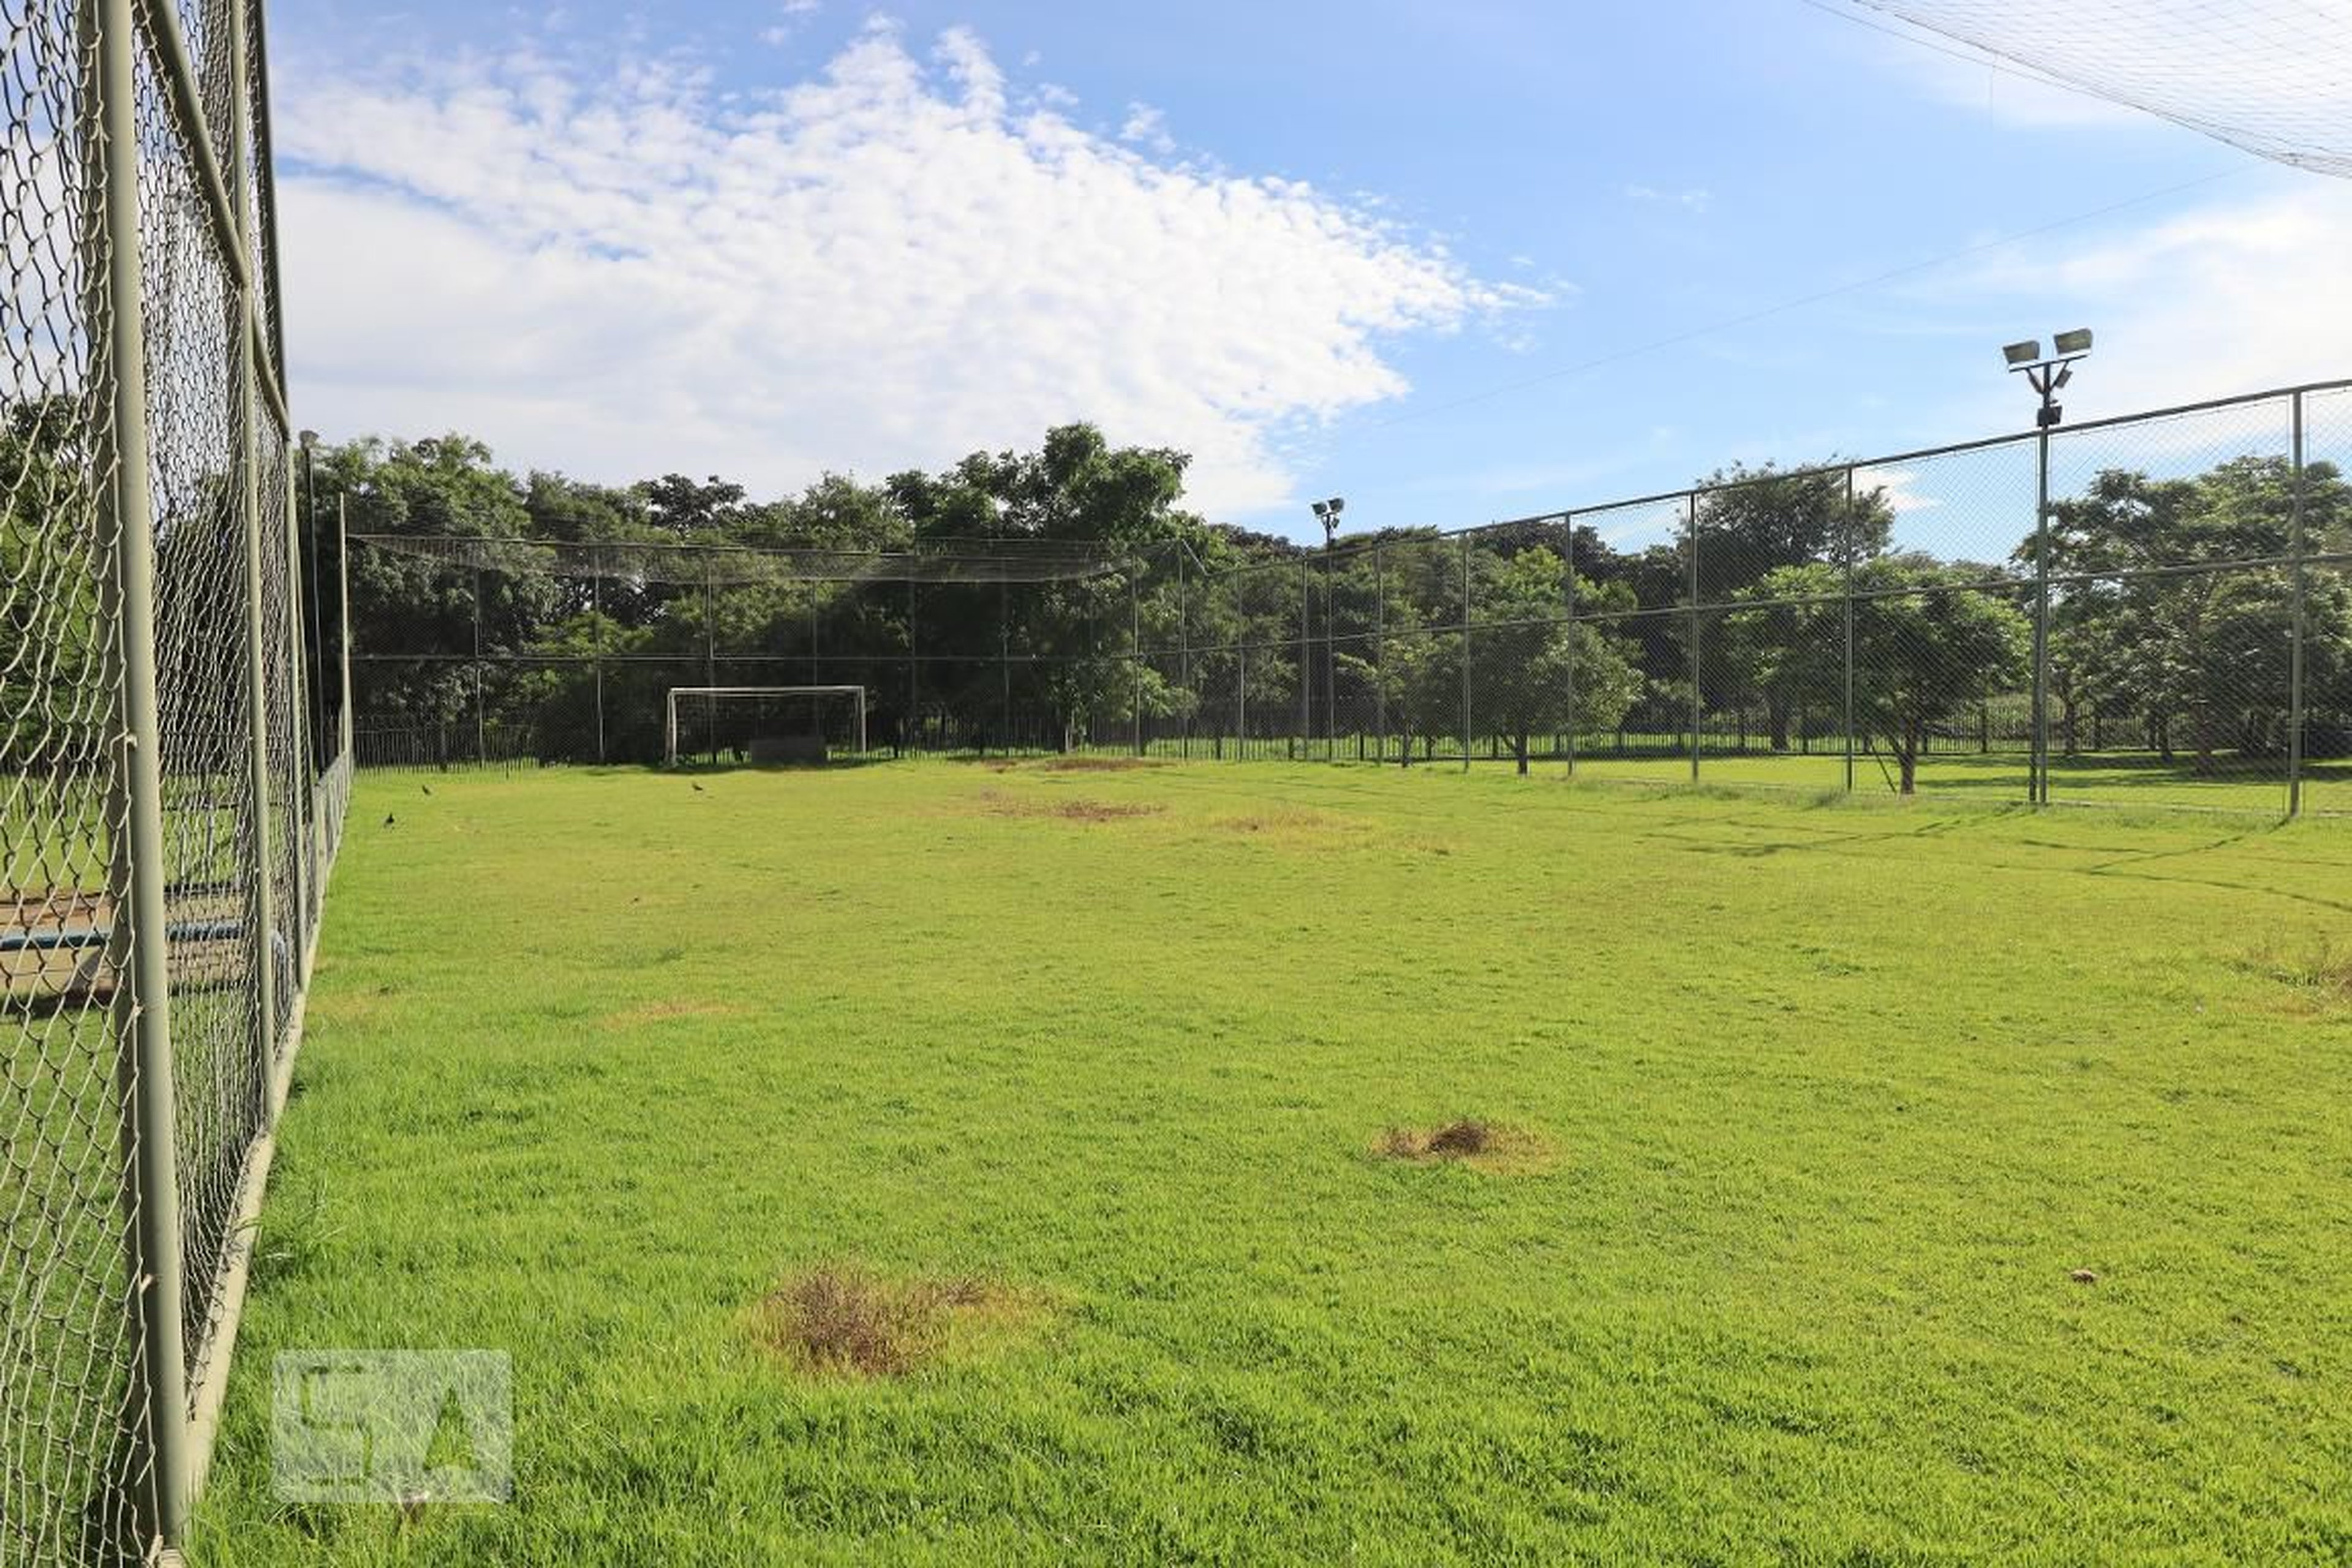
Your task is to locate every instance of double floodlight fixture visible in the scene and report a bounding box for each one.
[2005,328,2094,428]
[1311,496,1346,542]
[2003,328,2094,373]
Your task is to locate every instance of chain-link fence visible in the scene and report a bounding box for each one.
[347,383,2352,818]
[345,535,1159,767]
[2,0,341,1561]
[1135,381,2349,815]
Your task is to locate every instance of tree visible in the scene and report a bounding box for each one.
[0,397,104,767]
[2032,457,2352,772]
[1695,462,1895,748]
[1392,546,1642,772]
[1731,556,2029,793]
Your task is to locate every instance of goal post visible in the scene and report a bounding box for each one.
[664,685,869,766]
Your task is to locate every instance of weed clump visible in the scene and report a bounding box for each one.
[1036,756,1166,773]
[752,1265,1038,1378]
[976,789,1164,823]
[2246,933,2352,1004]
[1376,1118,1551,1171]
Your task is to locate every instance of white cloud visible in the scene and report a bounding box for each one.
[276,28,1538,518]
[1119,103,1175,156]
[760,0,820,45]
[1624,184,1711,214]
[1934,184,2352,430]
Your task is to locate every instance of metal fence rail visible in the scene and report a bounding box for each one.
[1128,381,2349,816]
[1,0,341,1561]
[355,380,2352,817]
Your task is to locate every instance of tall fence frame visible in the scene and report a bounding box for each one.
[1,0,344,1561]
[1124,379,2350,815]
[346,380,2351,818]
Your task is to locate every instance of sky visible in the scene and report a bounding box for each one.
[267,1,2352,542]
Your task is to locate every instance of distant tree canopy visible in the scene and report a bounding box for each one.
[306,423,2352,771]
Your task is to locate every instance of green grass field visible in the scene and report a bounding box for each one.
[190,761,2352,1565]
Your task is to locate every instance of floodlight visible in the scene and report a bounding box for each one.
[1310,500,1330,519]
[2052,365,2072,391]
[2002,340,2041,367]
[298,429,318,448]
[1325,497,1344,514]
[2053,328,2094,355]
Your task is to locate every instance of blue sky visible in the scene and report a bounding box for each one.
[270,1,2352,541]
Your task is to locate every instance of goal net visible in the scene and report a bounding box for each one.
[665,686,870,767]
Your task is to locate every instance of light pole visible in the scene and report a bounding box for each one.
[1310,496,1343,752]
[2003,328,2093,807]
[298,428,327,772]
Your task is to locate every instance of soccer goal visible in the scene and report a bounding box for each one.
[665,686,869,767]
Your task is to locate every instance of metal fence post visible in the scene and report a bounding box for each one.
[2290,390,2309,817]
[1322,545,1338,760]
[1131,573,1144,756]
[1459,532,1472,772]
[701,563,717,761]
[1562,514,1578,779]
[1843,467,1857,794]
[88,0,190,1541]
[1176,549,1191,760]
[1373,539,1388,765]
[337,495,353,762]
[2031,423,2053,807]
[999,579,1012,755]
[1686,494,1701,785]
[472,568,486,765]
[281,452,314,933]
[225,0,281,1096]
[1297,557,1310,758]
[1237,636,1248,759]
[590,548,606,763]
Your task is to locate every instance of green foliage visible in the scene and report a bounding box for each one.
[2037,458,2352,767]
[0,397,104,764]
[1730,556,2030,792]
[1390,549,1641,769]
[326,423,2352,777]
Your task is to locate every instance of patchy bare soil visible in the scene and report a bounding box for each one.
[748,1264,1048,1378]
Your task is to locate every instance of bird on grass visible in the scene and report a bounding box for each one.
[421,784,432,796]
[691,782,706,793]
[382,813,396,827]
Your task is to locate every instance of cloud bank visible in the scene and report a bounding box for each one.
[276,23,1538,518]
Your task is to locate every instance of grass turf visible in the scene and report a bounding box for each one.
[190,761,2352,1565]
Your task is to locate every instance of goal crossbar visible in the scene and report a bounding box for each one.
[664,685,869,766]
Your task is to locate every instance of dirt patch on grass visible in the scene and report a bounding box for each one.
[973,756,1166,775]
[1374,1118,1556,1174]
[1215,806,1343,834]
[976,788,1166,823]
[1037,756,1168,774]
[598,1000,746,1028]
[2241,934,2352,1008]
[750,1264,1046,1378]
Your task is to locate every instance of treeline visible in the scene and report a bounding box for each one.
[322,423,2352,785]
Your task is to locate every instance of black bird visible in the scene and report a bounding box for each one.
[691,782,706,793]
[421,784,432,796]
[382,813,396,827]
